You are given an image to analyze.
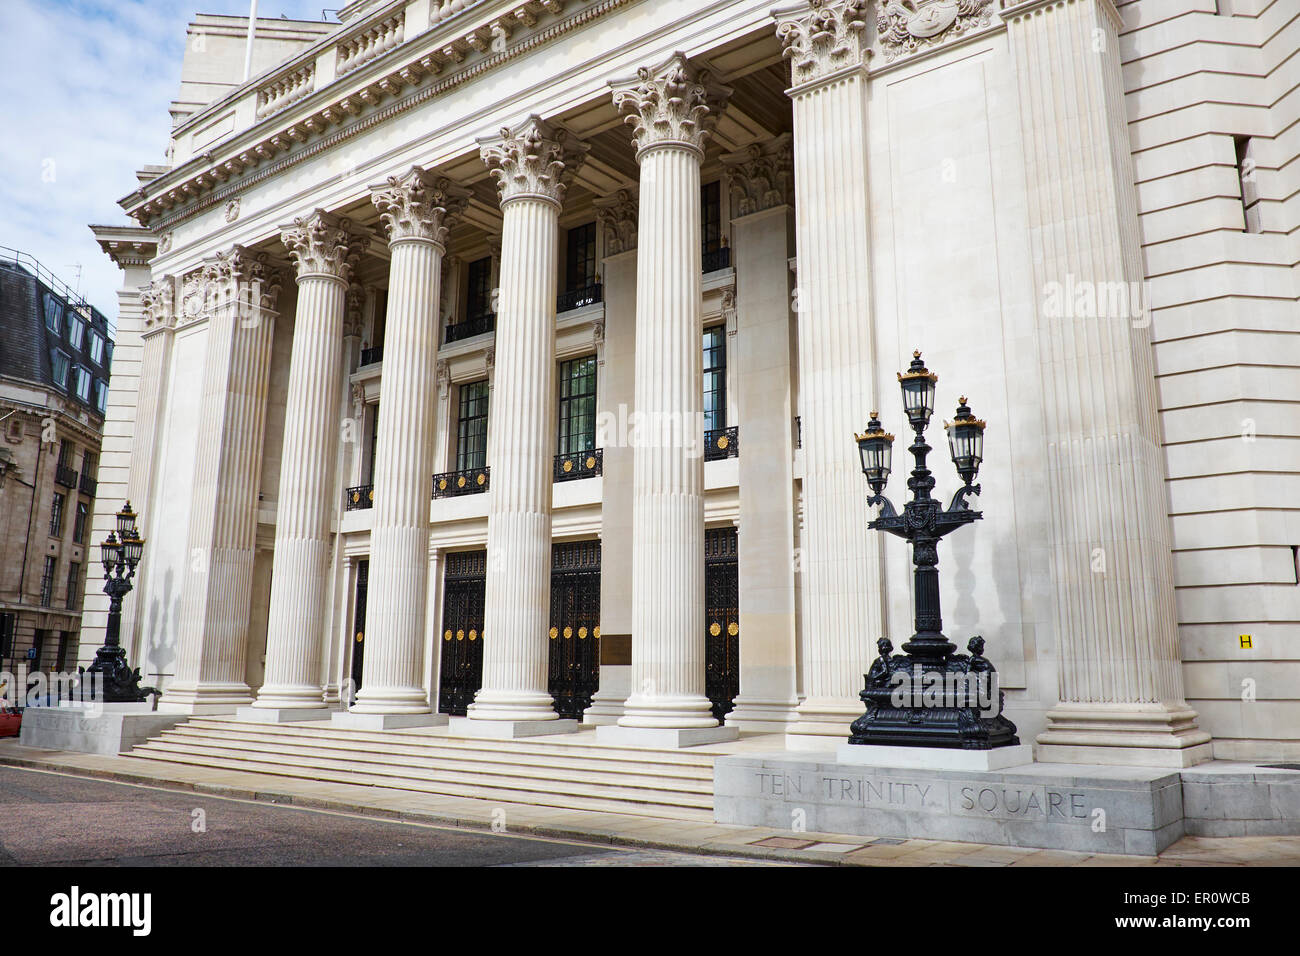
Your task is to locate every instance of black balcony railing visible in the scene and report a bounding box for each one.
[704,426,739,461]
[554,448,603,483]
[359,346,383,366]
[445,312,495,344]
[433,466,490,498]
[702,245,731,274]
[557,283,603,314]
[79,472,97,498]
[345,484,374,511]
[54,464,77,489]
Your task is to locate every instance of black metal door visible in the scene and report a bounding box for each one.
[438,551,486,717]
[548,541,601,720]
[350,559,368,698]
[705,527,740,723]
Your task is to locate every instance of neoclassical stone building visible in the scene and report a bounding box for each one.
[85,0,1300,765]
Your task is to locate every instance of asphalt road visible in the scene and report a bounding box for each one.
[0,765,772,867]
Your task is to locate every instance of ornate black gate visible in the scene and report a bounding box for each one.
[350,559,369,699]
[438,550,486,717]
[705,526,740,723]
[548,540,601,720]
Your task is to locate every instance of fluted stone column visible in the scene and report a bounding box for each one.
[339,168,468,729]
[1004,0,1210,767]
[454,116,588,737]
[774,2,888,745]
[596,53,739,748]
[119,278,177,668]
[166,248,282,712]
[722,137,802,733]
[243,210,367,721]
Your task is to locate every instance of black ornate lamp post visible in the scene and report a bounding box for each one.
[84,502,155,703]
[849,352,1018,750]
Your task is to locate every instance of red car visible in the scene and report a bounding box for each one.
[0,707,20,738]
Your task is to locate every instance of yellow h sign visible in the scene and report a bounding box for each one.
[1239,634,1253,649]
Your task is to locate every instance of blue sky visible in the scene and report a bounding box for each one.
[0,0,331,322]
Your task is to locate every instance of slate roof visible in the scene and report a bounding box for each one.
[0,256,113,418]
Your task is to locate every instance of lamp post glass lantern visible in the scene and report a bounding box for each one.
[850,352,1018,750]
[85,501,156,703]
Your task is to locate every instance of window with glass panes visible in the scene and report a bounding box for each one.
[55,631,70,671]
[558,356,598,455]
[39,557,56,607]
[565,223,598,293]
[372,290,388,350]
[702,181,722,255]
[73,500,88,544]
[703,325,727,433]
[367,405,379,484]
[66,562,80,610]
[50,493,65,536]
[456,381,489,471]
[466,257,493,319]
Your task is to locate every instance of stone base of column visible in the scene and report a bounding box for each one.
[596,724,738,749]
[448,716,579,739]
[582,665,629,725]
[333,711,448,731]
[350,688,433,716]
[725,696,802,735]
[1036,702,1214,768]
[617,694,720,730]
[157,682,253,714]
[784,695,861,747]
[234,706,334,724]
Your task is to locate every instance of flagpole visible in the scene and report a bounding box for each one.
[242,0,260,82]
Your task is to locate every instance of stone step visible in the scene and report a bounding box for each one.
[144,729,714,793]
[124,746,714,820]
[182,716,719,767]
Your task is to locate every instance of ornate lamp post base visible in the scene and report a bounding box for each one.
[84,644,155,704]
[848,637,1019,750]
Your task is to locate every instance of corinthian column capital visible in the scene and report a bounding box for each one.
[774,0,872,87]
[723,134,794,217]
[280,209,369,283]
[594,188,638,255]
[610,52,732,159]
[139,276,177,330]
[370,166,471,246]
[479,116,588,208]
[204,245,283,310]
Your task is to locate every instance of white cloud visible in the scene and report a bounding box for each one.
[0,0,329,330]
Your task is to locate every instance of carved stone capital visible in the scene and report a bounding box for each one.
[775,0,872,86]
[370,166,470,246]
[280,208,369,282]
[595,189,639,256]
[611,53,732,159]
[479,116,588,207]
[139,276,176,330]
[722,134,793,217]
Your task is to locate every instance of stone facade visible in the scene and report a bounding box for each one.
[88,0,1299,763]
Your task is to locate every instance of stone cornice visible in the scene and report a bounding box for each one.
[479,115,588,207]
[89,224,157,269]
[370,166,470,245]
[610,52,732,159]
[124,0,629,231]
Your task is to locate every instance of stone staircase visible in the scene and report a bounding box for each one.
[124,717,718,821]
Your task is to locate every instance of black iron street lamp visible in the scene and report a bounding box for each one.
[84,501,155,703]
[849,352,1018,750]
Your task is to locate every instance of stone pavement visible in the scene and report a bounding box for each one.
[0,740,1295,867]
